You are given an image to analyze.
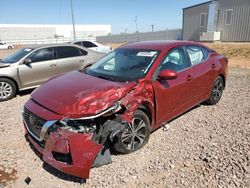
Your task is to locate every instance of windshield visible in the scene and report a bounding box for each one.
[86,48,159,82]
[1,48,33,63]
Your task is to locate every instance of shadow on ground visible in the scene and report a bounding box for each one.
[18,89,35,97]
[43,163,86,184]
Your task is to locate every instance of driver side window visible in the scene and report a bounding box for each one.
[103,58,115,70]
[29,48,55,63]
[160,47,189,72]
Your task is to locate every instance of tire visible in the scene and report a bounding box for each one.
[113,110,150,154]
[8,46,12,49]
[205,76,224,105]
[0,78,16,101]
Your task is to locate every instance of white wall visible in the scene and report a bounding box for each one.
[0,24,111,44]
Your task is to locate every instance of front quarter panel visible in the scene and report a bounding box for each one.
[120,79,155,129]
[0,65,21,89]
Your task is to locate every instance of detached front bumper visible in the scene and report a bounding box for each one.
[23,99,103,179]
[25,127,103,179]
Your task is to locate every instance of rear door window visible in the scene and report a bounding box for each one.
[29,48,55,63]
[186,46,205,66]
[201,47,210,59]
[75,42,82,46]
[79,49,88,56]
[82,41,98,48]
[56,46,81,58]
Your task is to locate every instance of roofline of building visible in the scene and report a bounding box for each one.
[0,24,111,28]
[182,0,214,10]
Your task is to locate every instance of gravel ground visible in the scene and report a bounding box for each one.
[0,68,249,188]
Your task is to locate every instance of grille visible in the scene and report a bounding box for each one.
[23,108,46,140]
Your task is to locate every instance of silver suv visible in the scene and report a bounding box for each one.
[0,44,104,101]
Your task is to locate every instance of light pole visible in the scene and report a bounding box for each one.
[135,16,138,32]
[151,25,154,32]
[70,0,76,40]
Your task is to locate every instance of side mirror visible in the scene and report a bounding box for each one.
[23,59,32,64]
[158,69,178,80]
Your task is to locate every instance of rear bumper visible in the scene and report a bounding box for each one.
[25,127,102,179]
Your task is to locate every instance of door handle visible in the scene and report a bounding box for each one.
[79,60,84,63]
[186,75,193,81]
[50,64,56,67]
[211,63,216,68]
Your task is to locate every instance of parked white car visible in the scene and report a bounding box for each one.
[72,40,112,54]
[0,42,14,50]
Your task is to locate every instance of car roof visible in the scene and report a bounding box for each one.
[20,43,104,55]
[71,40,95,43]
[22,43,84,50]
[24,43,87,49]
[119,40,203,51]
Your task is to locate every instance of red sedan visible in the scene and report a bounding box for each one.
[23,41,228,179]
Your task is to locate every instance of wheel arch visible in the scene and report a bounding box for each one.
[218,74,226,89]
[137,103,152,126]
[0,76,19,92]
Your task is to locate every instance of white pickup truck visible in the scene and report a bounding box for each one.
[0,42,13,50]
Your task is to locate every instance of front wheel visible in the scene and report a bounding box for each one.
[0,78,16,101]
[205,76,224,105]
[113,110,150,154]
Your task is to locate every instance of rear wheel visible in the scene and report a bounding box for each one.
[8,46,12,49]
[205,76,224,105]
[0,78,16,101]
[113,110,150,154]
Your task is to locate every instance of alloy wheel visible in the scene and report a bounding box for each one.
[121,117,147,151]
[0,82,13,100]
[212,79,223,102]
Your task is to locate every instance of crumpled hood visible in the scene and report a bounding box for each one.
[31,71,136,118]
[0,62,10,68]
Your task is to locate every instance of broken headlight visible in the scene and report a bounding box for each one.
[59,119,97,133]
[59,102,122,133]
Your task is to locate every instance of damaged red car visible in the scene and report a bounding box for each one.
[23,41,228,179]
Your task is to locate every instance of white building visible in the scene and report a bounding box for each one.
[0,24,111,44]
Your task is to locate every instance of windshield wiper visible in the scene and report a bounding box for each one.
[85,69,117,81]
[97,75,114,81]
[0,59,11,64]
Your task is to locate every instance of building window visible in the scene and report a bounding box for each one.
[200,13,207,27]
[225,9,233,25]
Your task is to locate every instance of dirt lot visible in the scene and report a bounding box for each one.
[0,49,13,59]
[206,43,250,69]
[0,44,250,187]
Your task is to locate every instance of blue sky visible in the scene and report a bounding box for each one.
[0,0,207,34]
